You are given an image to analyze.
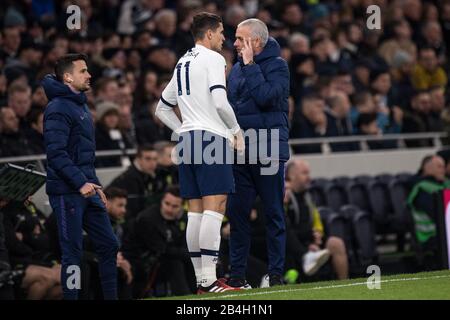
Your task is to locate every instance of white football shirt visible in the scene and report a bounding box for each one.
[160,44,231,139]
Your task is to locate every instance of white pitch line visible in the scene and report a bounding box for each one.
[190,274,450,300]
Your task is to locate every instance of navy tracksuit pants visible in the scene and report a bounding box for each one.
[49,193,119,300]
[226,161,286,279]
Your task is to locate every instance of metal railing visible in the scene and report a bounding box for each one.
[289,132,448,154]
[0,132,447,169]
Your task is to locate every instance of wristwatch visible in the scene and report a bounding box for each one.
[244,60,255,66]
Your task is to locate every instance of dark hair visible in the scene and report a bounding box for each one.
[163,185,181,198]
[26,107,43,125]
[352,91,372,106]
[418,154,436,175]
[104,186,128,200]
[191,12,222,40]
[357,112,377,129]
[136,144,156,157]
[54,53,88,82]
[302,91,323,103]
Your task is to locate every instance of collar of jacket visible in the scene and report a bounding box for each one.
[41,74,87,106]
[238,37,281,66]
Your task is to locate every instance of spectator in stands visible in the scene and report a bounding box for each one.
[0,107,32,157]
[290,93,332,154]
[95,101,132,168]
[326,91,358,151]
[31,85,48,110]
[7,82,32,131]
[94,77,119,104]
[104,187,133,300]
[2,200,62,300]
[135,101,173,145]
[285,159,349,280]
[1,26,22,60]
[0,197,14,299]
[378,19,417,66]
[356,112,396,150]
[24,108,45,155]
[420,21,446,64]
[108,144,168,219]
[411,47,447,90]
[390,50,415,109]
[403,90,442,147]
[122,186,194,298]
[407,154,450,267]
[154,141,178,186]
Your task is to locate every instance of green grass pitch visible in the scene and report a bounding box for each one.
[155,269,450,300]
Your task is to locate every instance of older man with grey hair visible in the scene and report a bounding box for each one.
[225,18,290,288]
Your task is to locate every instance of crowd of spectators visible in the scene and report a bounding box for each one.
[1,0,450,299]
[0,0,449,159]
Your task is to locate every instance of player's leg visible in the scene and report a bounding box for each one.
[186,198,203,287]
[199,194,227,287]
[178,130,204,289]
[195,131,238,292]
[253,161,287,285]
[226,164,257,285]
[48,194,85,300]
[83,194,119,300]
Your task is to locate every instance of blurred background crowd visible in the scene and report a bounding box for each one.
[1,0,450,299]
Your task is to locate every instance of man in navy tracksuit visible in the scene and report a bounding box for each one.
[42,54,119,300]
[226,19,290,287]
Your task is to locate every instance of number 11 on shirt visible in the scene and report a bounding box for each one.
[176,61,191,96]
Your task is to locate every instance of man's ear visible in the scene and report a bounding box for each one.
[64,73,73,83]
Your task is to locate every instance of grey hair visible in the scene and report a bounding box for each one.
[237,18,269,47]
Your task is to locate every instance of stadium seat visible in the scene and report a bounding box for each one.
[340,205,377,271]
[318,206,347,241]
[331,175,351,187]
[352,174,373,186]
[325,182,348,212]
[309,178,329,207]
[368,180,393,228]
[375,173,394,185]
[347,181,372,214]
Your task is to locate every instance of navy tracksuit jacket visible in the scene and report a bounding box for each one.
[42,75,118,300]
[226,37,290,278]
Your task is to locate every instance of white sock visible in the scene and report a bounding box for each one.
[199,210,224,287]
[186,212,203,287]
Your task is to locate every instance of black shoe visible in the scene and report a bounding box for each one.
[227,278,252,289]
[269,274,285,287]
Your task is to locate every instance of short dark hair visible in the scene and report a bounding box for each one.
[163,185,181,198]
[191,12,222,41]
[136,144,156,157]
[54,53,88,82]
[26,107,43,125]
[104,186,128,200]
[418,154,436,175]
[302,91,323,103]
[357,112,377,129]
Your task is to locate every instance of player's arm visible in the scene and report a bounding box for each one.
[208,55,241,135]
[211,88,240,135]
[155,75,182,132]
[44,110,89,190]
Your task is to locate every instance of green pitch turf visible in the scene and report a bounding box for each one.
[156,269,450,300]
